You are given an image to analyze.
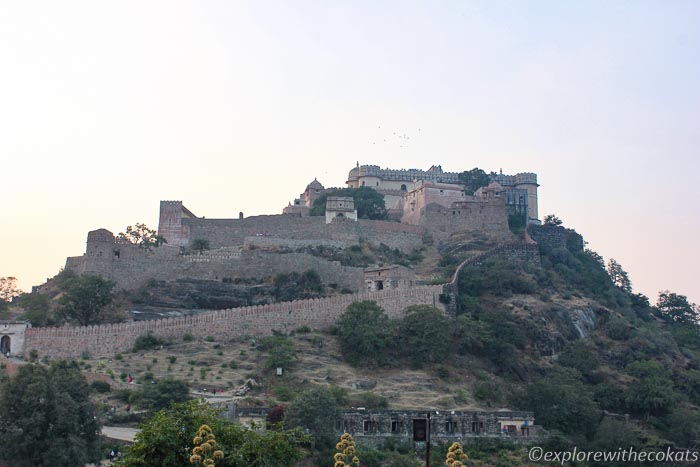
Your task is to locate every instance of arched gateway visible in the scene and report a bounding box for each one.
[0,321,31,357]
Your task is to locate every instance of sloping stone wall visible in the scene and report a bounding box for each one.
[24,285,444,359]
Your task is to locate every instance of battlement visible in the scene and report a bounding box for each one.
[24,285,445,359]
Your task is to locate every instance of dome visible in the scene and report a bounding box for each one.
[306,178,324,190]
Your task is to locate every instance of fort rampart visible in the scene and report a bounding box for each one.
[182,216,425,252]
[24,285,444,359]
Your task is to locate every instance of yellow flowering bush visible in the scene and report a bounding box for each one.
[445,441,468,466]
[333,433,361,466]
[189,424,225,466]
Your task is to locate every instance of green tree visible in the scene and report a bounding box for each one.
[191,238,211,255]
[118,223,167,250]
[120,400,309,467]
[591,418,642,466]
[584,249,605,270]
[310,187,387,220]
[606,258,632,293]
[285,387,339,448]
[258,333,296,370]
[57,274,115,326]
[558,341,600,377]
[15,292,53,326]
[397,305,451,367]
[130,377,191,411]
[656,290,699,324]
[273,270,324,302]
[336,301,397,367]
[511,367,600,438]
[0,361,101,467]
[624,360,676,417]
[543,214,563,226]
[458,168,491,195]
[0,276,21,302]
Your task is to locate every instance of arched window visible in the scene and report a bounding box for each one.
[400,184,407,191]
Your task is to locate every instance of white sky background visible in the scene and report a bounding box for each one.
[1,1,698,304]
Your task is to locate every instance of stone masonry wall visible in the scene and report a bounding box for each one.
[243,236,347,250]
[422,200,514,243]
[24,285,444,359]
[527,225,584,253]
[184,216,425,252]
[442,243,541,314]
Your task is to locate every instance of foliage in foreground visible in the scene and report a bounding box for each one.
[285,386,340,448]
[0,361,101,467]
[334,433,360,466]
[119,400,309,467]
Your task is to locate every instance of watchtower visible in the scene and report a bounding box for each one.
[326,196,357,223]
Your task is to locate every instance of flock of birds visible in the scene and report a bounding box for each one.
[371,125,422,148]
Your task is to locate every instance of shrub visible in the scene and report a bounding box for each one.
[129,378,190,411]
[259,334,296,369]
[183,333,194,342]
[398,305,451,368]
[336,301,397,367]
[90,380,112,393]
[133,334,165,352]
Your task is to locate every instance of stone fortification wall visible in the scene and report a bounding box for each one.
[527,225,584,253]
[422,200,514,242]
[449,243,542,285]
[67,248,364,291]
[184,215,425,252]
[238,251,364,288]
[243,236,346,250]
[443,243,541,314]
[24,285,444,359]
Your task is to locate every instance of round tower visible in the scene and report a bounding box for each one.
[514,173,539,222]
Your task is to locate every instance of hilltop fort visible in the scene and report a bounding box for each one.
[8,162,584,361]
[64,163,543,292]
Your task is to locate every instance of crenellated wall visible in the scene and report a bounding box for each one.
[24,285,445,359]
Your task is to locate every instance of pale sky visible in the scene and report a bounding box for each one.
[1,1,698,304]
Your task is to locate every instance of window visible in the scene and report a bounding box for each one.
[413,419,427,441]
[363,420,375,433]
[400,184,407,191]
[391,420,400,433]
[471,421,483,433]
[445,421,455,434]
